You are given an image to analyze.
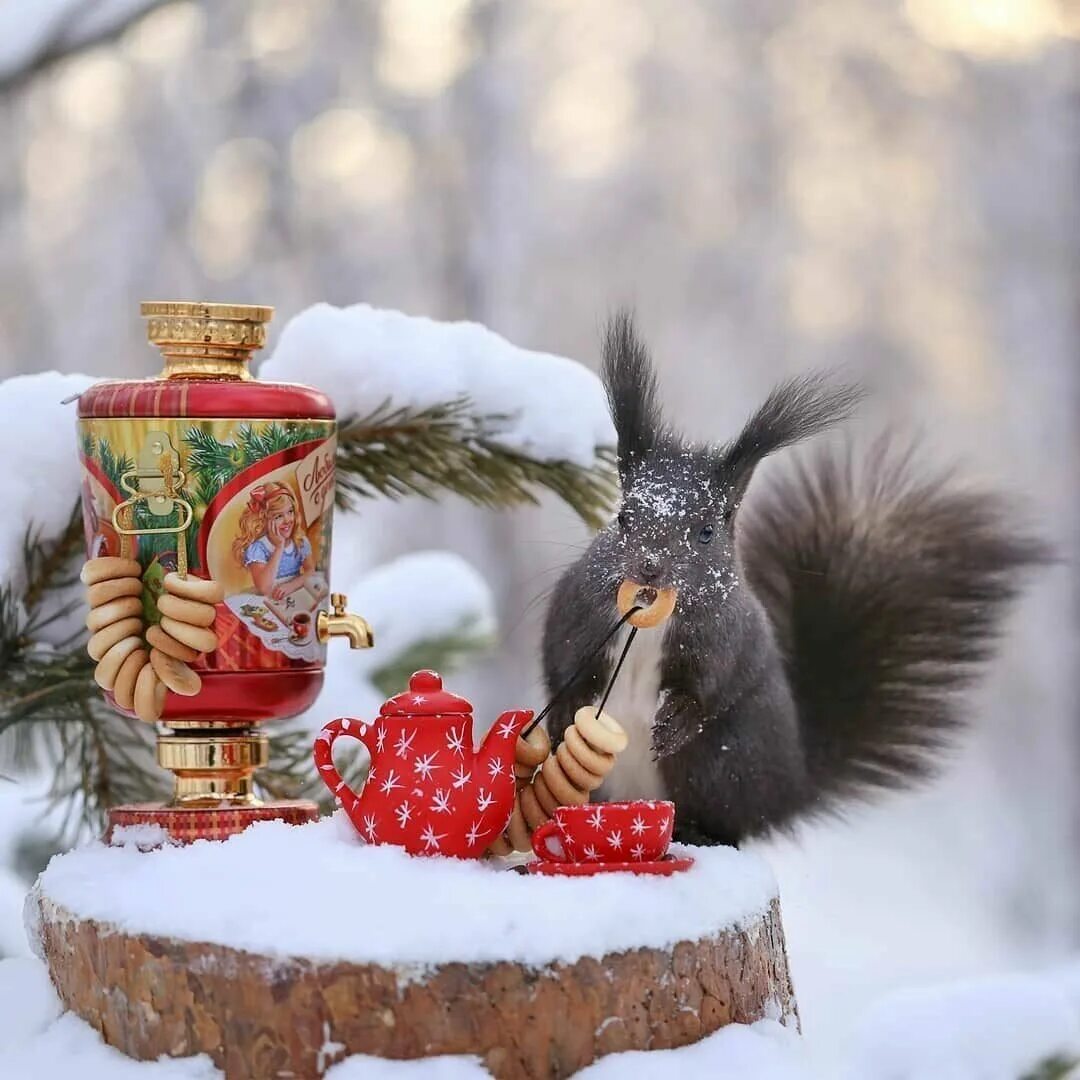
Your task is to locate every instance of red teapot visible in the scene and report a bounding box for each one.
[314,671,533,858]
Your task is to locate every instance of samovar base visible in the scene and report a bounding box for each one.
[106,801,319,845]
[107,724,319,844]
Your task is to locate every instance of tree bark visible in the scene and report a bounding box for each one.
[36,892,798,1079]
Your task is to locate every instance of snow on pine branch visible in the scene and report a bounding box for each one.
[346,550,496,682]
[0,372,92,593]
[0,0,166,85]
[261,303,616,469]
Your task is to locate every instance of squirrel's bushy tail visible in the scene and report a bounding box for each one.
[739,438,1049,809]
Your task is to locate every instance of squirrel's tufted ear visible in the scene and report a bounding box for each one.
[601,310,672,479]
[716,372,863,508]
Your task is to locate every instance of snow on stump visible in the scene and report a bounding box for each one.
[30,817,798,1079]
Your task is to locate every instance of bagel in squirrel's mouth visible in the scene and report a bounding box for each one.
[617,580,677,629]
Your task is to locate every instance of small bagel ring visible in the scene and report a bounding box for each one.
[87,616,144,662]
[145,624,201,663]
[159,616,218,655]
[573,705,629,755]
[133,663,167,723]
[80,557,142,587]
[164,573,224,605]
[617,579,677,629]
[541,754,589,807]
[531,771,561,817]
[514,726,550,768]
[156,592,217,628]
[149,648,202,697]
[555,740,604,792]
[94,635,143,691]
[519,784,549,830]
[112,648,149,712]
[563,724,615,777]
[507,803,532,852]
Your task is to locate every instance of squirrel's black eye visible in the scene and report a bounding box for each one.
[698,524,714,545]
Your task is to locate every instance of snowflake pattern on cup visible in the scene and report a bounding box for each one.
[532,800,675,865]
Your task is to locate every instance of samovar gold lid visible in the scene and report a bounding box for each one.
[141,301,274,380]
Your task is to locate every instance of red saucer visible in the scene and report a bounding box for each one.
[527,854,695,877]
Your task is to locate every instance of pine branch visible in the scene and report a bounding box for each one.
[335,400,618,529]
[48,699,163,842]
[21,504,85,614]
[1022,1054,1080,1080]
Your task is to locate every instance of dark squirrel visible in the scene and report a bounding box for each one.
[541,311,1046,847]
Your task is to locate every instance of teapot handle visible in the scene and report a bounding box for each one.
[314,718,377,808]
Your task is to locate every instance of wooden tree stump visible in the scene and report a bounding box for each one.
[31,820,798,1079]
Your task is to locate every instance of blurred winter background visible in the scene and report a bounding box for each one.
[0,0,1077,1074]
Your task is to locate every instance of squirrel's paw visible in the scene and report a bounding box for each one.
[650,693,704,759]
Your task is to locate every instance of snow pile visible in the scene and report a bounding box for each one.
[1,1011,220,1079]
[110,824,174,851]
[0,372,93,592]
[36,815,776,967]
[576,1020,808,1079]
[261,303,615,468]
[328,1024,810,1080]
[326,1054,488,1079]
[0,957,61,1051]
[343,550,496,682]
[0,776,67,959]
[0,868,31,959]
[845,973,1080,1080]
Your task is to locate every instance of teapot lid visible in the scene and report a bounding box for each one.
[380,670,472,716]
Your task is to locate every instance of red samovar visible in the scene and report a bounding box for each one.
[77,301,372,842]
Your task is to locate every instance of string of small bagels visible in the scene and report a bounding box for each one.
[81,450,224,723]
[487,582,675,856]
[82,555,224,721]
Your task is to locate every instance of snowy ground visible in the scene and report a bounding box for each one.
[1,813,1077,1078]
[2,944,1079,1078]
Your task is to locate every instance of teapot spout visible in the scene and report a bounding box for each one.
[478,709,534,776]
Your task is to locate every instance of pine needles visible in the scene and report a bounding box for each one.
[0,507,165,844]
[336,400,618,529]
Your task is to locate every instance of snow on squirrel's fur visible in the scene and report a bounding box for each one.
[260,302,616,468]
[34,815,776,968]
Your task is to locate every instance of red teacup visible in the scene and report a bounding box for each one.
[531,800,675,864]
